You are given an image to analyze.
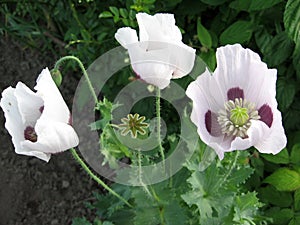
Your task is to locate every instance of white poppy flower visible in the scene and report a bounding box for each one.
[115,13,196,89]
[186,44,287,160]
[0,68,79,162]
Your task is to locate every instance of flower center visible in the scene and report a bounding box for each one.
[24,126,38,142]
[217,98,260,138]
[230,106,249,126]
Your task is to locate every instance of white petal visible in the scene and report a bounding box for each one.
[127,43,174,89]
[170,43,196,79]
[230,120,270,150]
[214,44,277,106]
[34,68,70,124]
[22,119,79,154]
[0,87,25,153]
[186,70,232,159]
[115,27,138,49]
[136,13,182,42]
[255,109,287,154]
[16,148,51,162]
[14,82,43,126]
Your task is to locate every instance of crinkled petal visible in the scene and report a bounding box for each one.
[230,120,270,151]
[186,68,226,112]
[186,70,232,159]
[22,119,79,154]
[34,68,70,124]
[0,87,25,153]
[14,82,43,126]
[115,27,138,49]
[214,44,277,108]
[137,13,182,42]
[255,109,287,154]
[16,148,51,162]
[128,43,174,89]
[170,43,196,79]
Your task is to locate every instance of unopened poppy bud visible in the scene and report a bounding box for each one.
[50,69,62,87]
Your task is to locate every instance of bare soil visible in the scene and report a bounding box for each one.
[0,37,100,225]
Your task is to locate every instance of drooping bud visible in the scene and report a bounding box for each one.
[50,69,62,87]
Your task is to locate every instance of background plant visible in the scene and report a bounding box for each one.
[1,0,299,224]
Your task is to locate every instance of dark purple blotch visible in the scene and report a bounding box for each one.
[227,87,244,101]
[258,104,273,127]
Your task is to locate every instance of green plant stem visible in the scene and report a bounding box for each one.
[54,56,130,207]
[70,148,132,208]
[137,149,152,197]
[156,87,165,166]
[54,55,98,105]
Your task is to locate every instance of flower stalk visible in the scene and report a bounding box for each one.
[54,56,99,105]
[70,148,132,208]
[54,56,131,207]
[156,87,165,166]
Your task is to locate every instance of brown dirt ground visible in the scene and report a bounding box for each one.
[0,37,101,225]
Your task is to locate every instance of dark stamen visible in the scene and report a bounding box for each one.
[39,106,44,113]
[24,126,38,142]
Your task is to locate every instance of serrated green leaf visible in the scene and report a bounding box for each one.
[164,201,188,225]
[289,216,300,225]
[261,148,289,164]
[220,21,253,45]
[72,218,92,225]
[265,207,294,225]
[102,222,114,225]
[233,192,262,224]
[277,78,296,110]
[200,0,228,6]
[99,11,113,18]
[284,0,300,45]
[264,168,300,191]
[293,44,300,79]
[229,0,251,11]
[291,144,300,165]
[264,32,294,66]
[227,167,254,186]
[119,8,128,18]
[199,49,216,71]
[197,19,212,48]
[254,28,273,55]
[109,6,119,17]
[249,0,282,11]
[294,189,300,211]
[259,185,293,207]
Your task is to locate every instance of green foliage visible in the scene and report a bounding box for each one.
[3,1,300,224]
[284,0,300,45]
[182,152,265,225]
[264,168,300,191]
[220,20,253,45]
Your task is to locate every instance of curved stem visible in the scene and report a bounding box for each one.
[54,56,98,104]
[70,148,132,208]
[156,87,165,166]
[53,56,130,207]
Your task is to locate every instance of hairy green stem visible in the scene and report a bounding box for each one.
[54,56,130,207]
[137,149,152,197]
[54,55,98,104]
[70,148,132,207]
[156,87,165,166]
